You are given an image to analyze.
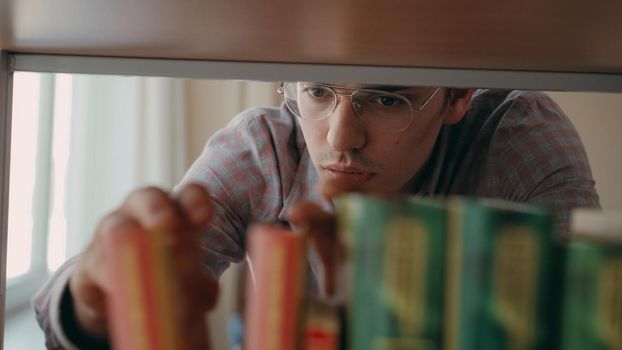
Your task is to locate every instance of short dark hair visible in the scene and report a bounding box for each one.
[444,88,470,106]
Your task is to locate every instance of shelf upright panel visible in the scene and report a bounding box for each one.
[0,50,15,350]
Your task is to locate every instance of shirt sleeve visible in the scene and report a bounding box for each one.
[31,256,81,350]
[484,91,601,237]
[177,107,293,277]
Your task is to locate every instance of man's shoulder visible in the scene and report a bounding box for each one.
[208,104,305,162]
[463,89,572,140]
[228,104,296,131]
[469,89,560,122]
[465,89,587,182]
[443,89,582,182]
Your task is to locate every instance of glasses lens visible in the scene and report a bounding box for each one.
[284,83,336,120]
[281,83,303,117]
[280,82,439,132]
[352,91,413,132]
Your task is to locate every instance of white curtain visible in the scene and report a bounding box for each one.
[61,75,188,258]
[57,76,280,263]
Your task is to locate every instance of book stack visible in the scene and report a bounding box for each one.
[240,196,621,350]
[335,194,563,350]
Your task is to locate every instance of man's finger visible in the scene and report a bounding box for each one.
[287,201,335,232]
[120,186,182,232]
[175,183,214,230]
[287,201,338,296]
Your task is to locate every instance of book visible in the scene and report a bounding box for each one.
[302,298,342,350]
[244,223,308,350]
[104,227,210,350]
[335,194,446,350]
[561,209,622,350]
[444,198,563,350]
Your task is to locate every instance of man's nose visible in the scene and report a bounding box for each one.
[326,97,366,152]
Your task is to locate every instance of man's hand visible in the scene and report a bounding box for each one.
[286,179,363,298]
[67,184,219,341]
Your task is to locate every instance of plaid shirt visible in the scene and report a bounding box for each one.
[33,89,600,349]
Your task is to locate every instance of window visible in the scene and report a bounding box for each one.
[5,73,73,310]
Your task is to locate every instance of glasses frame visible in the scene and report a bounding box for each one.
[277,82,441,132]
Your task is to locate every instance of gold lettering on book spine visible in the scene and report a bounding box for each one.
[598,257,622,350]
[384,218,428,335]
[492,226,539,350]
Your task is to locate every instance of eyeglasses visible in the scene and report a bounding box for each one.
[277,82,440,132]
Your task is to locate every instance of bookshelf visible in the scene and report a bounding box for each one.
[1,0,622,348]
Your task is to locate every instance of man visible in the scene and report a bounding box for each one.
[33,83,599,349]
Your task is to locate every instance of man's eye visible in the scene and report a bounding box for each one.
[376,95,402,107]
[305,87,329,98]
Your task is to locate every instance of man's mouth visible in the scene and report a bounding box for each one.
[322,164,375,182]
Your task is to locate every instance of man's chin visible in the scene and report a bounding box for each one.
[318,175,407,199]
[318,176,369,198]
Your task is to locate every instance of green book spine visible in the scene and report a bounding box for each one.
[478,199,563,350]
[335,194,445,350]
[562,241,622,350]
[445,198,562,350]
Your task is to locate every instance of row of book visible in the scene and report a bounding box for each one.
[243,194,622,350]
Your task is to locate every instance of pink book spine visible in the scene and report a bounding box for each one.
[105,228,210,350]
[244,223,307,350]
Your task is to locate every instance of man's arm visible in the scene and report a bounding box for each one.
[32,257,82,350]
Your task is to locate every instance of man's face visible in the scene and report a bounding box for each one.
[297,83,449,193]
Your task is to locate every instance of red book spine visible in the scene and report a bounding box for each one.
[244,223,307,350]
[105,228,210,350]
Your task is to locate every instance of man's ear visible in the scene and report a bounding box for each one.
[442,88,475,125]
